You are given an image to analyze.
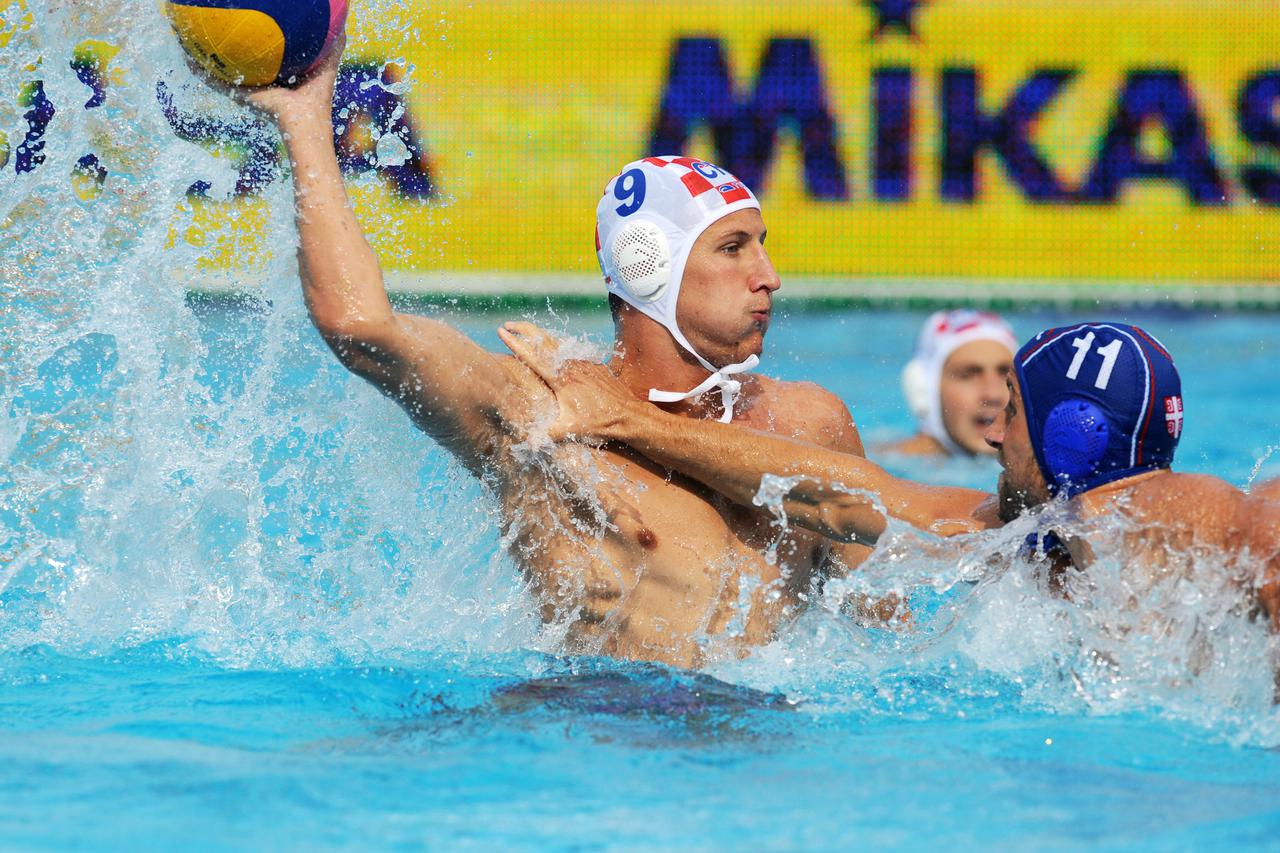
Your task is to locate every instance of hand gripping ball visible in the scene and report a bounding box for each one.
[164,0,349,87]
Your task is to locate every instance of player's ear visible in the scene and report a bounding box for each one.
[1040,398,1111,490]
[609,221,671,302]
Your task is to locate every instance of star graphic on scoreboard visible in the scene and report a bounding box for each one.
[864,0,928,41]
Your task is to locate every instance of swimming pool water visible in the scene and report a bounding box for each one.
[2,297,1279,850]
[2,644,1279,851]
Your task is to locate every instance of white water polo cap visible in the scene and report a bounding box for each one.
[901,309,1018,455]
[596,156,762,423]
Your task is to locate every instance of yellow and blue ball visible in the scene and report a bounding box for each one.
[163,0,349,88]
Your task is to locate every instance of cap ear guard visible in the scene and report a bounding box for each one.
[1040,398,1111,492]
[610,220,671,302]
[901,358,930,423]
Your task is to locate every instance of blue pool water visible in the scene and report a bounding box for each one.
[2,298,1278,850]
[4,3,1280,849]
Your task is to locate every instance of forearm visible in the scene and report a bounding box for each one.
[273,107,515,460]
[611,404,989,543]
[277,108,393,340]
[621,407,890,541]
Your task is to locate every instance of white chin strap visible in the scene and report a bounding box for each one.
[647,355,760,423]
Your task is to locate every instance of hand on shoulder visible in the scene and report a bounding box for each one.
[498,322,634,445]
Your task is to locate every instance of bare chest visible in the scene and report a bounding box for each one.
[505,441,825,577]
[496,435,829,660]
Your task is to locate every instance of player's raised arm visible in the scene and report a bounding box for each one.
[500,323,999,544]
[248,40,527,473]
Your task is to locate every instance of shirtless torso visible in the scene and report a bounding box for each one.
[495,366,863,666]
[496,321,1280,640]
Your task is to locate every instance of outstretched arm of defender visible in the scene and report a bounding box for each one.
[247,41,522,472]
[500,323,999,544]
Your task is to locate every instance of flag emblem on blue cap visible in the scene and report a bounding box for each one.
[1164,395,1184,439]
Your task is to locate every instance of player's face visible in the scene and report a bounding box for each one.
[985,374,1051,522]
[675,209,782,367]
[939,340,1014,456]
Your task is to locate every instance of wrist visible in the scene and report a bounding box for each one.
[276,104,334,143]
[278,122,341,178]
[609,399,659,443]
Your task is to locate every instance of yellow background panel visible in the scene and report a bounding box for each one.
[192,0,1280,284]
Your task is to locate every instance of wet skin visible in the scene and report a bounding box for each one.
[503,327,1280,641]
[1256,478,1280,503]
[491,209,872,666]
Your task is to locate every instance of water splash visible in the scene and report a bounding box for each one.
[1,0,539,668]
[1245,445,1278,492]
[2,0,1276,749]
[727,478,1280,745]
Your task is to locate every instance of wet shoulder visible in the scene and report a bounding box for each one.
[1253,477,1280,503]
[750,376,863,454]
[1128,471,1247,536]
[1142,471,1241,501]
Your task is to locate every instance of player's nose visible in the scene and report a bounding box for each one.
[752,247,782,293]
[984,415,1006,450]
[981,371,1009,407]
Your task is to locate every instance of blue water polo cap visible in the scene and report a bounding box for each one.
[1014,323,1182,497]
